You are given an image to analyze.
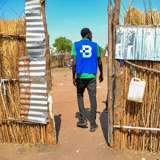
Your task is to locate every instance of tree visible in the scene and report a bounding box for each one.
[53,37,72,54]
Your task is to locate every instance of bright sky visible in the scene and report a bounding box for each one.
[0,0,160,48]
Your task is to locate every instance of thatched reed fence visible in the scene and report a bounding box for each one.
[0,19,55,144]
[0,19,26,79]
[50,55,107,69]
[108,1,160,152]
[51,55,67,68]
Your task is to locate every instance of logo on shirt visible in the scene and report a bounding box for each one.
[80,45,92,58]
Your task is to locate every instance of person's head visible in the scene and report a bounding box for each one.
[80,28,92,40]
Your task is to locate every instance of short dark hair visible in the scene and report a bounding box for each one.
[80,28,92,38]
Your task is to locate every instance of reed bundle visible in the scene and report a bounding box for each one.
[125,7,160,25]
[114,7,160,152]
[0,19,56,144]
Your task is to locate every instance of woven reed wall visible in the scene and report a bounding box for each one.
[0,19,56,144]
[0,19,26,78]
[113,7,160,152]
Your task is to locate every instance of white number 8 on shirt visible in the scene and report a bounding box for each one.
[80,45,92,58]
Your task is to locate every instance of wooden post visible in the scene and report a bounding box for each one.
[112,0,121,148]
[108,2,114,146]
[41,0,56,144]
[41,0,52,90]
[108,0,121,147]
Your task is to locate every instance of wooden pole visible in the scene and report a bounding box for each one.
[41,0,56,144]
[108,2,114,146]
[112,0,121,148]
[108,0,121,147]
[113,0,121,30]
[41,0,52,90]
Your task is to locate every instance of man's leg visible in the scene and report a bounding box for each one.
[87,78,97,131]
[76,78,87,127]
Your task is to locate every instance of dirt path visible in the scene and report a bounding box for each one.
[52,67,109,160]
[0,68,159,160]
[51,68,159,160]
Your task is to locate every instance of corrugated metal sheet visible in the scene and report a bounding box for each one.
[115,25,160,60]
[19,58,48,124]
[18,0,48,124]
[25,0,45,58]
[19,58,46,82]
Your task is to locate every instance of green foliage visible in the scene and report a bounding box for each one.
[53,37,72,54]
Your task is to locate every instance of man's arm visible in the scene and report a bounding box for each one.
[71,44,76,86]
[72,57,76,86]
[98,57,103,82]
[97,46,103,82]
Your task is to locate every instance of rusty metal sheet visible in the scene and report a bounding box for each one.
[19,57,48,124]
[19,80,48,123]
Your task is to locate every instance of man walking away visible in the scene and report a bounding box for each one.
[72,28,103,132]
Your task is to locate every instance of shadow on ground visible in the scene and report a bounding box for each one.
[54,114,62,143]
[75,100,109,146]
[99,99,110,145]
[75,108,93,124]
[100,108,108,144]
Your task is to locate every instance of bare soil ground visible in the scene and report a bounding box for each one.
[0,67,159,160]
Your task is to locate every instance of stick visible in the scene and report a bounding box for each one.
[41,0,56,145]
